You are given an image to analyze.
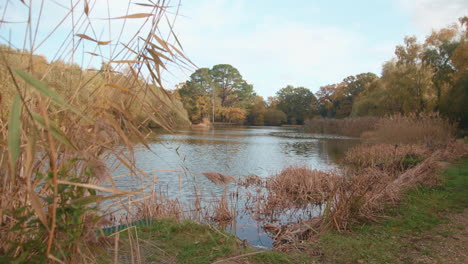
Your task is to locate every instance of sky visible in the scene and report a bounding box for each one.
[1,0,467,97]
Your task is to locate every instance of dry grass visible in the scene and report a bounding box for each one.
[211,190,234,224]
[203,172,236,185]
[365,113,457,147]
[133,192,185,222]
[266,167,339,205]
[304,117,378,137]
[238,174,263,188]
[0,1,193,262]
[246,140,467,246]
[344,143,430,173]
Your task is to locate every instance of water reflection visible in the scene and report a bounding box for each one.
[111,126,359,248]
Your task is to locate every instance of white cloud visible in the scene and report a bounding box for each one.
[166,0,375,96]
[398,0,467,33]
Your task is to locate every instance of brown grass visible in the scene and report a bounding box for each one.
[0,1,193,262]
[203,172,236,185]
[304,117,379,137]
[246,140,467,246]
[211,190,234,224]
[365,113,457,147]
[238,174,263,188]
[344,143,430,173]
[133,192,185,221]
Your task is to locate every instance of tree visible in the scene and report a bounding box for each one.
[178,68,213,122]
[394,36,436,112]
[264,109,287,126]
[217,107,246,124]
[276,85,318,124]
[180,64,255,123]
[342,73,378,100]
[247,96,267,125]
[439,18,468,128]
[210,64,254,108]
[423,25,460,107]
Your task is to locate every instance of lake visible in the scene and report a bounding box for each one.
[111,126,359,248]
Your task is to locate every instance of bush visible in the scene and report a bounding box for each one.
[264,109,287,126]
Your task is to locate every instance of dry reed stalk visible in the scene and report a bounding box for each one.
[366,112,456,147]
[304,116,379,137]
[132,191,185,221]
[211,189,234,223]
[0,0,193,262]
[238,174,263,188]
[255,140,466,247]
[203,172,236,185]
[344,143,430,173]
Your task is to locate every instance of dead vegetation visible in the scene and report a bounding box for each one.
[245,114,466,248]
[304,116,379,137]
[344,143,430,173]
[211,190,235,223]
[0,0,194,263]
[203,172,236,185]
[363,112,457,148]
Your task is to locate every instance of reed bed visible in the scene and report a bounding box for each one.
[344,143,430,173]
[364,113,457,147]
[202,172,236,185]
[304,117,378,137]
[245,139,466,247]
[0,0,193,262]
[210,190,235,224]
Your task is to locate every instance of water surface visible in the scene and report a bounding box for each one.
[111,126,358,248]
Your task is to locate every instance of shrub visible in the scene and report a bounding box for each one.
[264,109,287,126]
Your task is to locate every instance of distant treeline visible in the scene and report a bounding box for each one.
[177,17,467,128]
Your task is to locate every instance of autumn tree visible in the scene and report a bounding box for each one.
[317,73,377,118]
[180,64,255,123]
[210,64,255,108]
[438,18,468,128]
[276,85,318,124]
[264,109,287,126]
[178,68,213,122]
[247,96,267,125]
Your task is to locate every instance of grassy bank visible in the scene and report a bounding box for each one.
[111,219,302,264]
[100,159,466,264]
[302,158,467,263]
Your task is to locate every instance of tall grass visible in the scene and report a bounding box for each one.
[0,1,192,262]
[246,140,466,246]
[364,113,457,147]
[344,143,429,173]
[304,117,378,137]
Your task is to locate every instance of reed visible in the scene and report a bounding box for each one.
[0,1,191,262]
[304,117,378,137]
[344,143,429,173]
[211,190,234,224]
[364,112,457,147]
[246,140,466,245]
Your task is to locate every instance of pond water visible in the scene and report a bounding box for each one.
[111,126,359,248]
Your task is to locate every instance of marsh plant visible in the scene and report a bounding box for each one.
[0,0,192,262]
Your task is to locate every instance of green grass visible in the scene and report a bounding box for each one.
[118,218,298,264]
[115,160,467,264]
[313,159,468,264]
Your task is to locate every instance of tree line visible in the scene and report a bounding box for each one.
[177,18,467,128]
[176,64,319,125]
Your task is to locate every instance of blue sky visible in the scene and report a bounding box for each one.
[1,0,467,97]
